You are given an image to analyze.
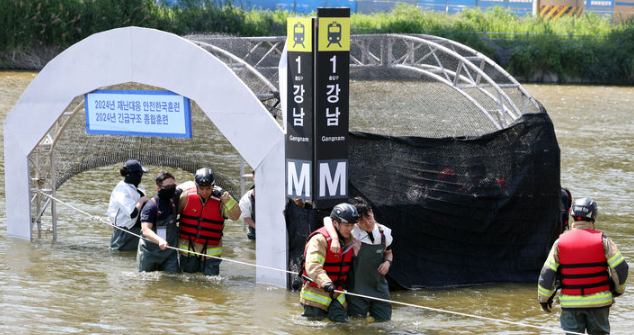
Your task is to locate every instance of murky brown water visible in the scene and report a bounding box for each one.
[1,71,633,334]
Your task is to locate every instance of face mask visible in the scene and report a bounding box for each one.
[157,184,176,201]
[124,172,143,187]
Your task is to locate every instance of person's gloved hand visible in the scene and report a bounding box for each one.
[323,282,336,299]
[609,279,622,297]
[540,302,552,313]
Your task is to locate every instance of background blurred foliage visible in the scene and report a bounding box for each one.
[1,0,633,83]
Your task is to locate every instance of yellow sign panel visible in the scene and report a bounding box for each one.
[317,17,350,52]
[287,18,313,52]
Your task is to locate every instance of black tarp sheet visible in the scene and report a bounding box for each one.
[286,113,562,290]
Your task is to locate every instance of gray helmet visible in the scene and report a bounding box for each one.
[194,167,215,187]
[330,203,359,224]
[571,197,598,222]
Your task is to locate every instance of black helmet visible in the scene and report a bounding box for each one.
[330,203,359,224]
[571,198,598,222]
[194,167,215,187]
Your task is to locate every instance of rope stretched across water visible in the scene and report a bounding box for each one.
[36,190,585,335]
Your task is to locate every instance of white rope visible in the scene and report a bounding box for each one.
[340,290,584,334]
[35,190,297,274]
[36,190,585,335]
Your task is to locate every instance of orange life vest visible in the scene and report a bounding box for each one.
[302,227,353,290]
[178,187,224,245]
[559,229,610,296]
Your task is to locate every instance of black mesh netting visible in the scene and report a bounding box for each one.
[286,113,561,290]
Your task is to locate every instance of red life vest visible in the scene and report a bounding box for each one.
[302,227,353,290]
[559,229,610,296]
[178,187,224,245]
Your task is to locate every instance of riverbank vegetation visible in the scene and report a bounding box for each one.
[2,0,633,83]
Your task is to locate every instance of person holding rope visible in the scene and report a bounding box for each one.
[538,197,628,335]
[137,170,181,272]
[325,196,394,321]
[177,167,241,276]
[107,160,150,251]
[300,203,359,323]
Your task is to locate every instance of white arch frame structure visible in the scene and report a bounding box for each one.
[3,27,287,287]
[186,33,540,133]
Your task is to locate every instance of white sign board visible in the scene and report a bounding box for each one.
[85,89,192,137]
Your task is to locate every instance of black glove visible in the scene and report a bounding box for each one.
[323,282,336,299]
[609,278,622,297]
[540,302,552,313]
[212,187,223,198]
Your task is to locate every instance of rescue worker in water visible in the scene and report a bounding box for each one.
[538,198,628,335]
[177,167,241,276]
[325,196,394,321]
[300,203,359,322]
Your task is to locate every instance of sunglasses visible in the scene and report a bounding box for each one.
[159,184,176,191]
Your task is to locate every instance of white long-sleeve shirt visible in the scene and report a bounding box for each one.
[107,181,145,229]
[352,223,393,248]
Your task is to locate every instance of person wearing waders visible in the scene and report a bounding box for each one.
[137,170,181,272]
[300,203,359,322]
[325,196,394,321]
[107,160,149,251]
[538,198,628,335]
[177,167,241,276]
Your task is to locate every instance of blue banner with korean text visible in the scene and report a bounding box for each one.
[85,89,192,138]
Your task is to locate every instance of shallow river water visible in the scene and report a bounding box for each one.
[1,71,633,334]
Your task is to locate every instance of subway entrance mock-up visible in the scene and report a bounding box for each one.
[5,19,562,290]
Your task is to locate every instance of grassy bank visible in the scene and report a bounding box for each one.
[2,0,633,83]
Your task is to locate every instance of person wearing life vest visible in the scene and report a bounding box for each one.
[177,167,241,276]
[300,203,359,322]
[538,198,628,335]
[325,196,394,321]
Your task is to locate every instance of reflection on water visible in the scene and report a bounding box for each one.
[1,72,633,334]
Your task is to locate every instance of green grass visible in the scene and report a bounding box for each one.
[2,1,634,82]
[350,5,622,37]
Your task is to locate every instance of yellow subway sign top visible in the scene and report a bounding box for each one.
[287,18,313,52]
[318,17,350,52]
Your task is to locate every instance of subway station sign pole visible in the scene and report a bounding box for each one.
[285,17,315,201]
[313,7,351,209]
[284,8,350,209]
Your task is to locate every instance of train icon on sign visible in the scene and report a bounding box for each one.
[293,22,305,48]
[327,22,342,47]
